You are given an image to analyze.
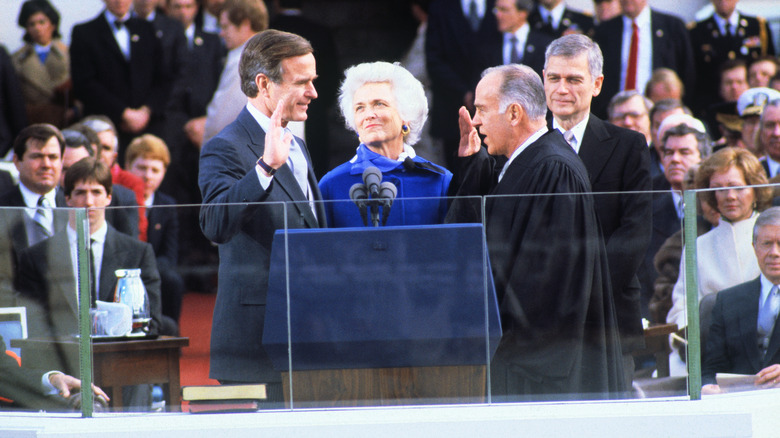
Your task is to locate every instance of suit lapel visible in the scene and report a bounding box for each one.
[737,280,764,371]
[578,116,617,184]
[99,227,119,302]
[96,15,128,65]
[239,110,320,228]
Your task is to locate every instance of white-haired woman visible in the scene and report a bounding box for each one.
[318,61,452,227]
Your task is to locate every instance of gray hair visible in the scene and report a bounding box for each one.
[661,123,712,159]
[482,64,547,121]
[338,61,428,146]
[757,98,780,154]
[607,90,653,120]
[544,34,603,83]
[754,206,780,243]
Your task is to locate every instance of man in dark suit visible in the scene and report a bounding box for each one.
[61,128,139,239]
[17,158,162,336]
[702,207,780,394]
[528,0,595,38]
[448,63,624,400]
[199,30,326,402]
[0,334,109,410]
[0,124,68,255]
[689,0,775,117]
[426,0,501,169]
[639,117,708,320]
[492,0,552,77]
[758,99,780,179]
[133,0,187,88]
[69,0,171,156]
[543,34,650,385]
[16,158,164,407]
[164,0,225,205]
[592,0,695,119]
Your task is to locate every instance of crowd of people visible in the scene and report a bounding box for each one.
[1,0,780,410]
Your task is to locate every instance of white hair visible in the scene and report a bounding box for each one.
[338,61,428,146]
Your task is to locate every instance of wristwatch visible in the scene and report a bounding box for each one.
[257,156,276,176]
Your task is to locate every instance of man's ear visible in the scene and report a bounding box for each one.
[593,75,604,97]
[506,102,524,126]
[257,74,271,98]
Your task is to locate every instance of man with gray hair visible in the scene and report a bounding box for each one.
[702,206,780,394]
[607,90,653,145]
[448,63,625,400]
[543,33,650,386]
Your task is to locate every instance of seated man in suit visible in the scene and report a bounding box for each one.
[16,157,163,341]
[61,128,139,239]
[125,134,184,327]
[0,333,108,410]
[703,206,780,394]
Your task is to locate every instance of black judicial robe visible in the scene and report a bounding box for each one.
[447,130,625,399]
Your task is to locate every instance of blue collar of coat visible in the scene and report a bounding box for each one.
[348,144,444,175]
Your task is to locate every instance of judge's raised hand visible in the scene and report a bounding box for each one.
[262,99,293,171]
[458,106,480,157]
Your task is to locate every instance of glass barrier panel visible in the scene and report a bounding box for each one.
[686,182,780,399]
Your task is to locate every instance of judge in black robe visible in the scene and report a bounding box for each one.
[447,64,625,400]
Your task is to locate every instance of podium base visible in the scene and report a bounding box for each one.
[282,365,487,408]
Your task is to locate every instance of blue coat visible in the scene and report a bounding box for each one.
[318,145,452,227]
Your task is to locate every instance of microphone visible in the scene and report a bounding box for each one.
[378,181,397,226]
[362,166,382,198]
[349,183,369,226]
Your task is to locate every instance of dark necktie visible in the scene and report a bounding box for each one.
[468,0,480,32]
[114,19,125,30]
[90,238,98,304]
[509,36,522,64]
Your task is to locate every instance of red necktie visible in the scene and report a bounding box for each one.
[625,21,639,91]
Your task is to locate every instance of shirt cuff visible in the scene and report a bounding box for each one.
[255,164,273,190]
[41,371,62,395]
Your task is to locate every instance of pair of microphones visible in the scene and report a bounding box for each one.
[349,167,397,227]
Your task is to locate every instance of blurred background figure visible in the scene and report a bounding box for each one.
[125,134,184,329]
[645,68,684,103]
[528,0,595,38]
[592,0,621,24]
[12,0,78,129]
[608,90,652,145]
[748,56,779,89]
[270,0,340,178]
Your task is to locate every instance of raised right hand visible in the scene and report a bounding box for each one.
[262,99,292,170]
[458,106,480,157]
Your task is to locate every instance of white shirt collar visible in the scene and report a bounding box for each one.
[104,10,131,25]
[461,0,486,18]
[760,274,779,308]
[713,10,740,35]
[623,5,651,27]
[145,192,155,208]
[553,113,589,154]
[68,220,108,242]
[18,182,56,209]
[539,2,566,30]
[499,125,549,182]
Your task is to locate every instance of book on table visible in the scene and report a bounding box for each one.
[182,384,267,402]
